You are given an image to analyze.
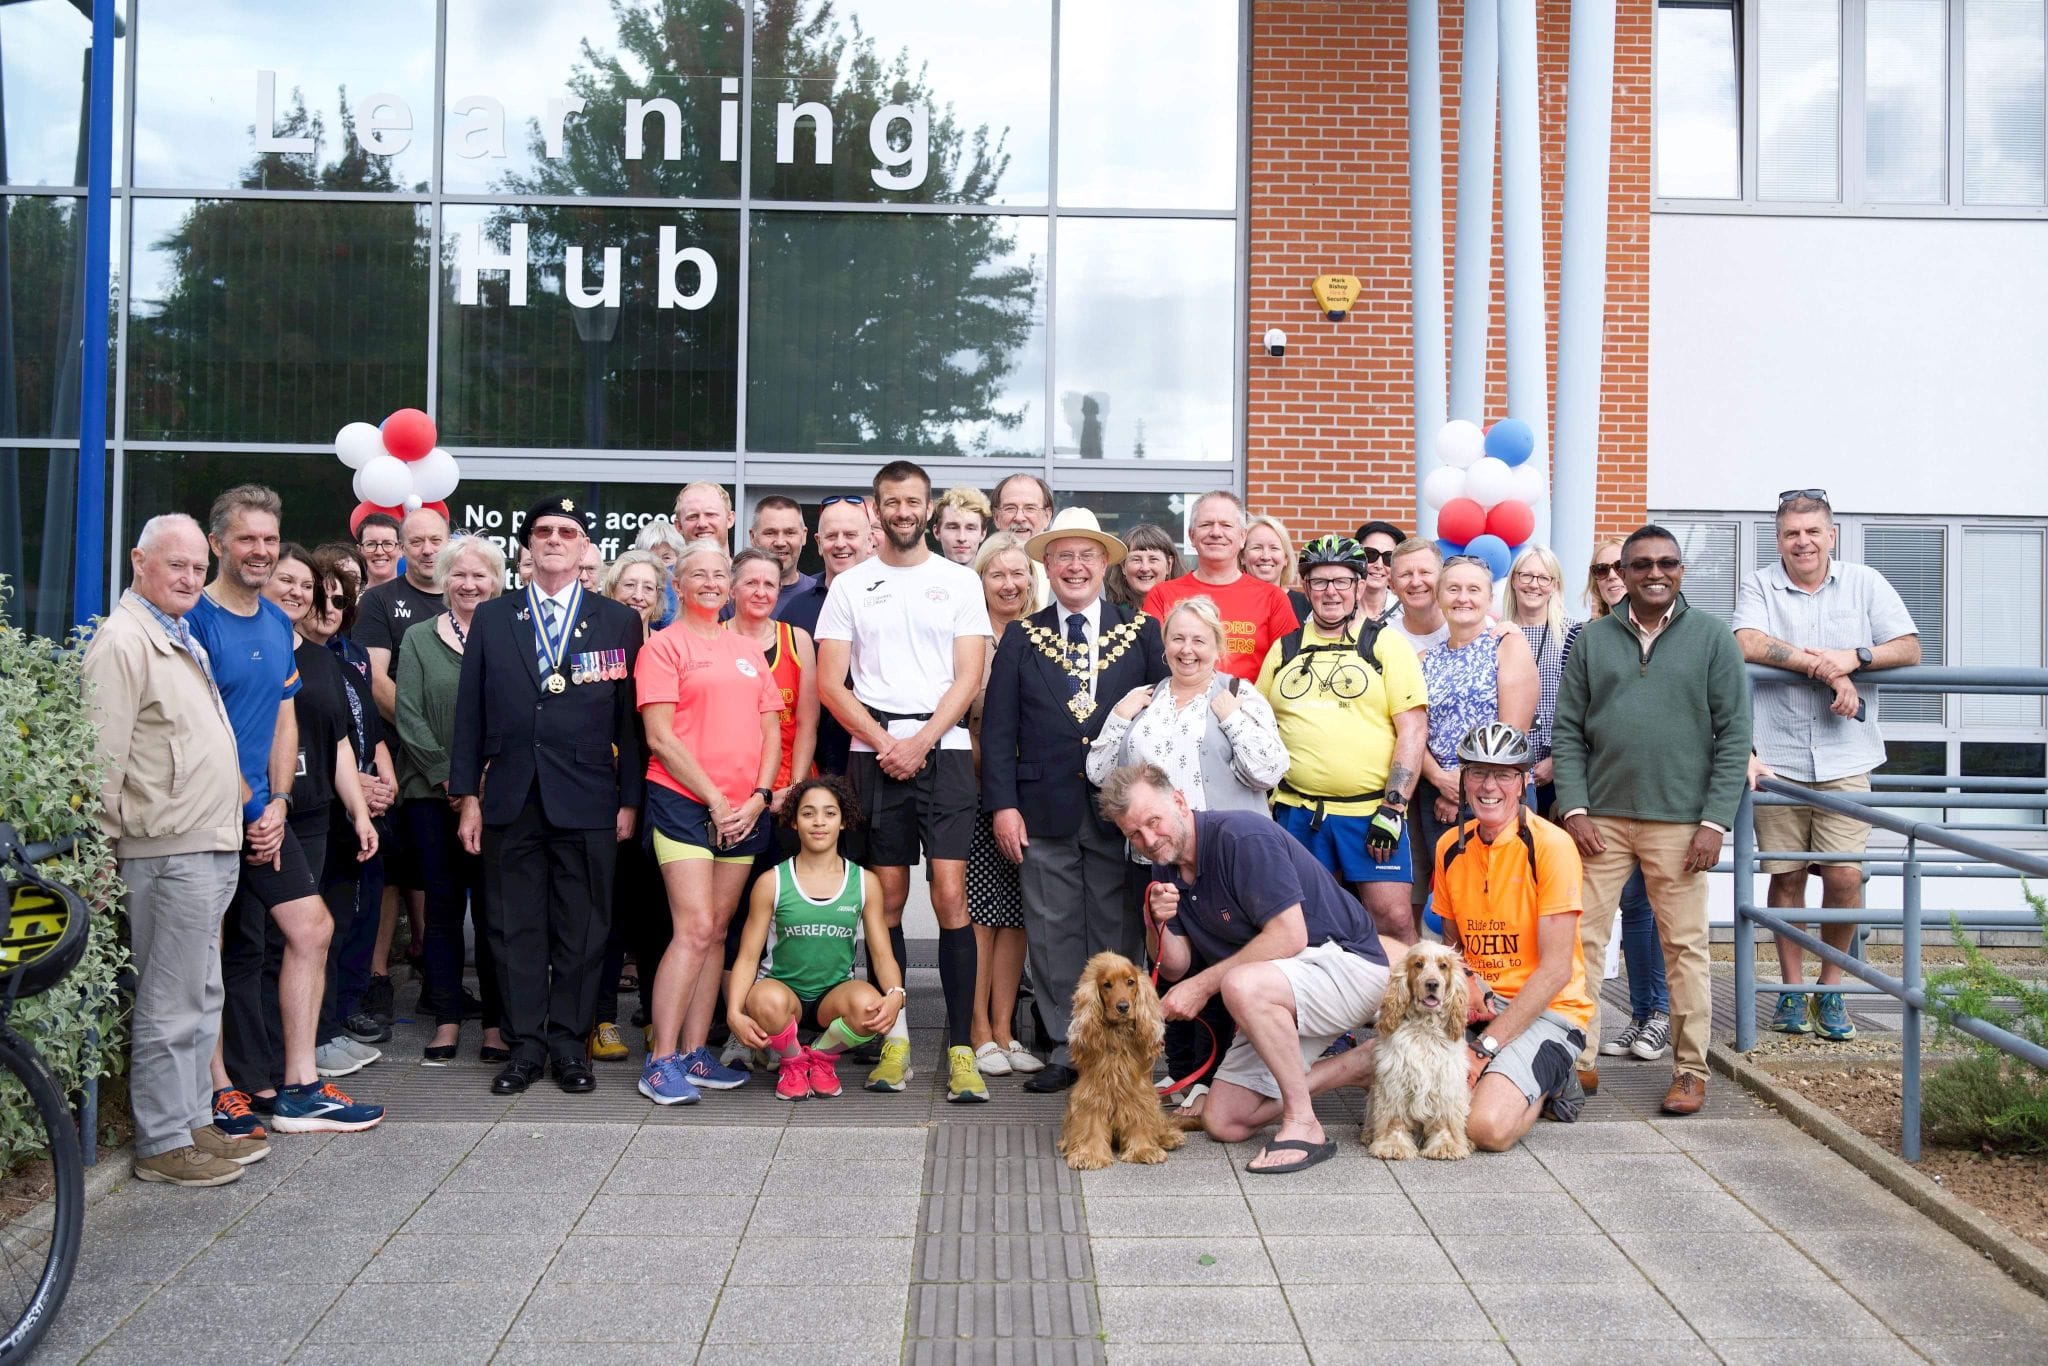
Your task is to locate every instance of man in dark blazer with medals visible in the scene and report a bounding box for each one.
[452,496,645,1095]
[981,508,1168,1092]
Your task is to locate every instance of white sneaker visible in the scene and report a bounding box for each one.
[314,1039,367,1078]
[1003,1041,1044,1074]
[973,1041,1013,1076]
[719,1037,754,1072]
[335,1036,382,1065]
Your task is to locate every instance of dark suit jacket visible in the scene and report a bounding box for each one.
[981,599,1166,839]
[448,588,645,830]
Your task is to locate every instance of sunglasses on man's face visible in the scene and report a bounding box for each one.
[1626,556,1683,574]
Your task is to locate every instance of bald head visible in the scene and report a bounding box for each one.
[400,507,450,589]
[131,514,210,617]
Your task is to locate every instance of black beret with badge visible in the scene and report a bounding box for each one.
[518,494,597,546]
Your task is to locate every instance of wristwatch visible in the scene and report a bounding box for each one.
[1855,646,1873,668]
[1475,1034,1501,1059]
[273,790,294,812]
[753,786,773,804]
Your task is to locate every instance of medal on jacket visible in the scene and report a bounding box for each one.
[529,582,581,696]
[1020,612,1148,725]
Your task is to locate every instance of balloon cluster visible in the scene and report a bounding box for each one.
[334,409,462,535]
[1423,417,1546,580]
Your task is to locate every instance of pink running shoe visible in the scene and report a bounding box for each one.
[775,1052,812,1101]
[806,1046,843,1098]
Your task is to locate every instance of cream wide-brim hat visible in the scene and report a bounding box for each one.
[1025,506,1127,567]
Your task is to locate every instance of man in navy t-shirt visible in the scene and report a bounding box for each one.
[1100,763,1390,1175]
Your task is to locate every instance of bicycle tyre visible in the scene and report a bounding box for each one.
[0,1027,82,1364]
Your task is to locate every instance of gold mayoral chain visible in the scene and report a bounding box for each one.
[1018,613,1148,722]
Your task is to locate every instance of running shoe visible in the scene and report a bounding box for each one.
[588,1022,629,1061]
[1599,1017,1645,1057]
[718,1036,755,1073]
[1812,992,1857,1041]
[806,1047,843,1098]
[211,1088,267,1141]
[946,1045,990,1104]
[342,1009,391,1045]
[1771,992,1813,1035]
[865,1037,913,1092]
[1629,1011,1673,1061]
[270,1081,385,1134]
[314,1039,368,1078]
[639,1051,701,1106]
[775,1052,813,1101]
[335,1036,383,1066]
[680,1046,749,1091]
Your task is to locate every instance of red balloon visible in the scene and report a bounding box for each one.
[380,407,438,461]
[1485,499,1536,547]
[349,500,403,535]
[1437,497,1487,545]
[422,500,450,524]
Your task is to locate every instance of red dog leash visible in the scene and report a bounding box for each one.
[1145,880,1218,1098]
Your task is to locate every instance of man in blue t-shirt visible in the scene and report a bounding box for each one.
[187,485,383,1137]
[1100,762,1390,1175]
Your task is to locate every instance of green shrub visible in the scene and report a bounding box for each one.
[1921,884,2048,1154]
[0,578,132,1168]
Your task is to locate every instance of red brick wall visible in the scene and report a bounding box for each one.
[1245,0,1651,547]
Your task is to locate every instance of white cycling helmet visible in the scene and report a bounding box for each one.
[1455,721,1533,768]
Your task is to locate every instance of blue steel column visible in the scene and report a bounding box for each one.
[1448,0,1498,432]
[1734,785,1758,1051]
[1901,845,1923,1162]
[1496,0,1549,544]
[1553,0,1616,596]
[72,0,117,628]
[1409,0,1448,535]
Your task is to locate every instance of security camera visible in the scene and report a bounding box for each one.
[1263,327,1286,358]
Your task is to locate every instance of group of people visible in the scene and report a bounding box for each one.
[86,466,1915,1183]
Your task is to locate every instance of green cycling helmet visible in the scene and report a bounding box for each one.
[1297,534,1368,578]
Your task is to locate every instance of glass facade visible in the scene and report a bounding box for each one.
[0,0,1246,622]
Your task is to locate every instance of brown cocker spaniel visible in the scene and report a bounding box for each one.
[1366,941,1474,1161]
[1058,952,1196,1171]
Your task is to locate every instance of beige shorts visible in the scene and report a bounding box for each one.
[1753,772,1873,875]
[1210,941,1390,1101]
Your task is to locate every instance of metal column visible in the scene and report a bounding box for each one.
[1553,0,1616,598]
[1409,0,1448,535]
[71,0,117,627]
[1496,0,1548,544]
[1448,0,1498,432]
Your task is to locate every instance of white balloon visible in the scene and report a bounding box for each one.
[1422,465,1468,510]
[1435,419,1485,470]
[1464,456,1517,509]
[335,421,385,470]
[1509,461,1548,507]
[356,454,413,508]
[402,495,424,512]
[409,447,461,502]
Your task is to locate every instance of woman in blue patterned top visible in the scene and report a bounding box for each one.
[1418,557,1538,853]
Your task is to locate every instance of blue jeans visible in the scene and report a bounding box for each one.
[1620,865,1669,1019]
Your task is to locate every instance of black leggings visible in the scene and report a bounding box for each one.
[406,798,502,1029]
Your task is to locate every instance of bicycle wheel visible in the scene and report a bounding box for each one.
[0,1028,82,1364]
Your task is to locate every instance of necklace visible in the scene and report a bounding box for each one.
[448,613,468,648]
[1016,610,1149,722]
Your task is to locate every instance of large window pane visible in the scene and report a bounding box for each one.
[751,0,1049,205]
[1960,741,2046,826]
[0,446,76,633]
[1866,0,1949,202]
[1863,523,1945,725]
[438,204,740,451]
[1052,218,1233,464]
[0,0,124,188]
[1964,0,2048,204]
[442,0,743,200]
[1664,520,1739,620]
[747,210,1044,458]
[1656,1,1742,198]
[1053,488,1193,548]
[127,198,430,443]
[3,195,119,439]
[1057,0,1238,209]
[1961,526,2046,727]
[133,0,434,191]
[1759,0,1843,201]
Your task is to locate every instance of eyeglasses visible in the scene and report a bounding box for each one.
[1590,561,1623,579]
[1045,549,1102,566]
[1625,556,1683,574]
[819,494,868,508]
[1359,547,1393,565]
[1305,575,1357,593]
[1512,571,1555,587]
[1778,488,1829,505]
[1464,766,1526,789]
[529,524,582,542]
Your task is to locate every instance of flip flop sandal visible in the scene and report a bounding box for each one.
[1245,1137,1337,1175]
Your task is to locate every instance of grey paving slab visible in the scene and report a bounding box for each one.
[309,1280,532,1342]
[401,1188,588,1239]
[707,1283,909,1345]
[1721,1175,1933,1232]
[172,1229,387,1285]
[1905,1336,2048,1365]
[1658,1275,1898,1340]
[88,1282,342,1357]
[1083,1195,1258,1239]
[576,1193,755,1236]
[1304,1345,1514,1366]
[545,1234,737,1284]
[601,1155,769,1195]
[1263,1234,1455,1284]
[1570,1184,1774,1233]
[1407,1190,1601,1237]
[1088,1236,1276,1286]
[1244,1191,1428,1236]
[439,1148,624,1193]
[34,1278,156,1361]
[69,1229,208,1285]
[1097,1284,1301,1345]
[1786,1225,2003,1282]
[1714,1341,1924,1366]
[624,1125,768,1160]
[353,1232,560,1284]
[1219,1142,1401,1192]
[1285,1282,1499,1344]
[1470,1277,1695,1341]
[1104,1347,1310,1366]
[734,1233,917,1284]
[1847,1271,2048,1338]
[760,1155,926,1196]
[86,1186,265,1238]
[226,1185,428,1237]
[1535,1150,1724,1194]
[504,1282,717,1343]
[1651,1116,1806,1153]
[1508,1342,1719,1365]
[293,1345,496,1366]
[1387,1148,1565,1194]
[1437,1232,1640,1284]
[753,1192,921,1234]
[1076,1151,1242,1195]
[1518,1118,1678,1153]
[1608,1227,1830,1284]
[778,1124,929,1161]
[916,1232,1092,1282]
[907,1281,1096,1340]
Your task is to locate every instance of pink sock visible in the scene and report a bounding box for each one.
[767,1019,801,1060]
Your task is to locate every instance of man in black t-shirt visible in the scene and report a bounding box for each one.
[1100,763,1391,1175]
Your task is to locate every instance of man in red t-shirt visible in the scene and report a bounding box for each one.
[1141,491,1298,681]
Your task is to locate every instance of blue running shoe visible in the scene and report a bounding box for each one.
[1812,992,1857,1041]
[639,1052,701,1106]
[211,1088,267,1141]
[680,1046,749,1091]
[1771,992,1813,1035]
[270,1081,384,1133]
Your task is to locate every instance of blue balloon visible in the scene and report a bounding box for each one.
[1465,533,1513,579]
[1485,417,1535,468]
[1435,537,1464,560]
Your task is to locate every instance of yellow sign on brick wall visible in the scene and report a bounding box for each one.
[1312,273,1359,320]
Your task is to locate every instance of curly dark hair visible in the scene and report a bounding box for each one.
[779,774,862,831]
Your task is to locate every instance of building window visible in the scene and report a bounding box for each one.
[1656,0,2048,214]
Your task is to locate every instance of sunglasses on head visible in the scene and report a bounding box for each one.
[819,494,867,508]
[1778,488,1829,505]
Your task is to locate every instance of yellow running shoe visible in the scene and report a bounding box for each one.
[865,1036,914,1092]
[589,1022,628,1061]
[945,1044,989,1104]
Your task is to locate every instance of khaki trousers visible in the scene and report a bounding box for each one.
[1577,817,1713,1079]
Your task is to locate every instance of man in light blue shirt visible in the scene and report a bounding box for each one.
[1733,490,1919,1041]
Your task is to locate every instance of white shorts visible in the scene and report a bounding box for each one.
[1210,941,1390,1101]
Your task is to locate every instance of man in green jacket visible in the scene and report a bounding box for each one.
[1553,525,1752,1116]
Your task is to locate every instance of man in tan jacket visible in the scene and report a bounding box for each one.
[83,514,267,1186]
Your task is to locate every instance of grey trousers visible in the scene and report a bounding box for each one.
[1018,820,1144,1067]
[123,851,239,1157]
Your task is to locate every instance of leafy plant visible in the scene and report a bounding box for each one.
[0,578,132,1169]
[1921,885,2048,1154]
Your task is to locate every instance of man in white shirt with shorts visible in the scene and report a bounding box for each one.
[816,460,994,1102]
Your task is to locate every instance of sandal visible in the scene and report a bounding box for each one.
[1244,1136,1336,1175]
